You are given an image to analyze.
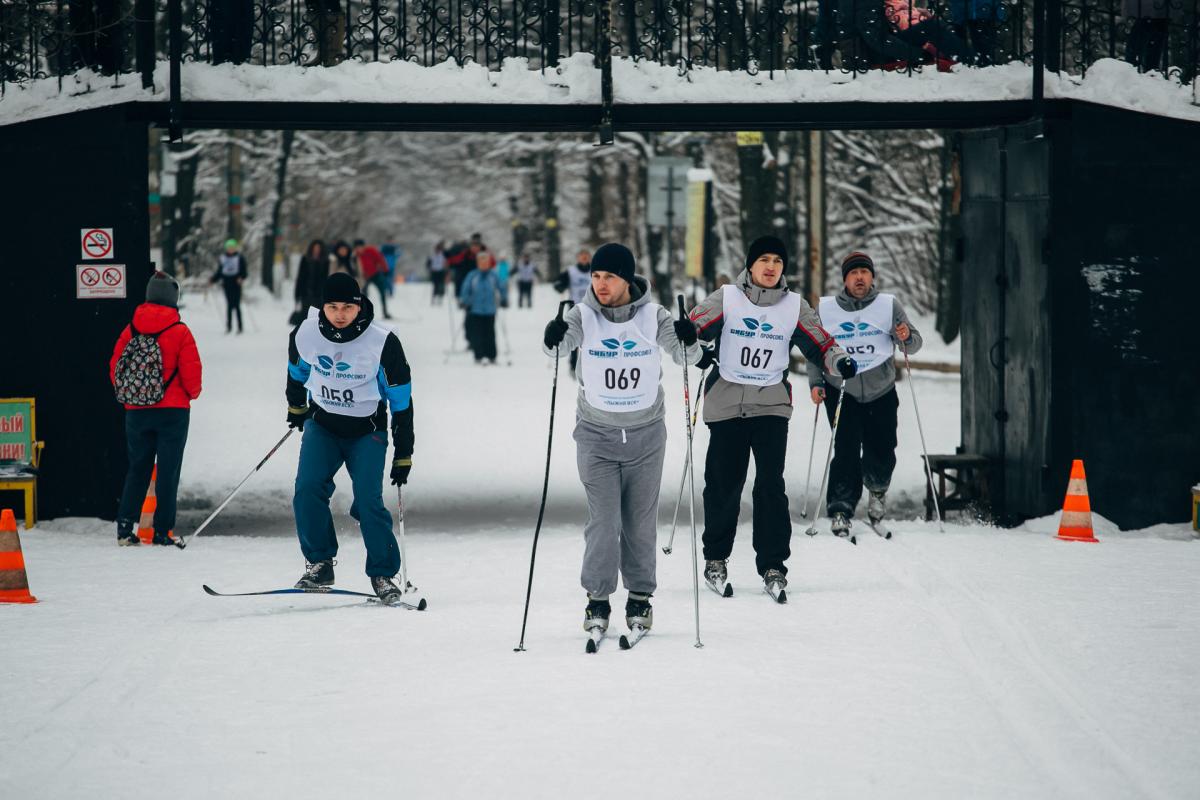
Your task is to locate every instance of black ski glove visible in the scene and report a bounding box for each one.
[543,318,569,348]
[287,405,311,431]
[836,356,858,379]
[695,346,717,371]
[673,317,698,347]
[391,457,412,486]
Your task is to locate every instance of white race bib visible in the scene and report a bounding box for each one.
[579,303,662,413]
[717,285,802,386]
[295,308,389,417]
[219,254,241,277]
[819,294,895,374]
[568,267,591,304]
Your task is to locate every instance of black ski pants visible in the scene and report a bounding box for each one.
[222,279,243,332]
[517,281,533,308]
[823,385,899,517]
[701,415,791,576]
[117,408,190,535]
[465,313,497,361]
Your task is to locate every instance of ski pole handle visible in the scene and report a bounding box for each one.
[676,294,687,319]
[557,299,572,321]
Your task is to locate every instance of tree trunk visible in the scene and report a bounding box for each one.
[261,130,295,296]
[736,130,780,247]
[541,150,562,279]
[585,155,606,246]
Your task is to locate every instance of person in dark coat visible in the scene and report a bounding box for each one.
[295,239,329,315]
[1124,0,1181,73]
[211,238,249,334]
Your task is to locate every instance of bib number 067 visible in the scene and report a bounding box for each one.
[740,347,773,369]
[604,367,641,391]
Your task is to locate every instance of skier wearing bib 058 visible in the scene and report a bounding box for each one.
[688,236,855,598]
[807,251,921,537]
[542,243,702,635]
[285,273,415,605]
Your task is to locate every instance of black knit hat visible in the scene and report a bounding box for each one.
[590,243,636,285]
[841,251,875,279]
[145,271,179,308]
[745,236,789,273]
[322,272,363,305]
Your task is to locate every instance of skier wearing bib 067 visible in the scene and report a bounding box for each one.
[285,273,415,605]
[542,243,702,636]
[808,251,921,537]
[688,236,855,599]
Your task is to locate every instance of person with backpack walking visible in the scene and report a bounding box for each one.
[110,272,203,546]
[286,273,415,604]
[211,238,248,334]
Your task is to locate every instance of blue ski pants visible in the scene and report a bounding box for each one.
[293,419,400,577]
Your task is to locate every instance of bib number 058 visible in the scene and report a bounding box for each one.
[320,385,355,403]
[604,368,642,391]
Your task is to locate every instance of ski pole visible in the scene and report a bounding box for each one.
[678,296,703,649]
[180,428,296,549]
[800,403,821,518]
[804,385,847,537]
[515,299,572,652]
[901,342,944,531]
[397,486,412,594]
[663,366,706,555]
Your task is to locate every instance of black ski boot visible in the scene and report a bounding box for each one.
[867,490,887,525]
[295,560,335,589]
[704,559,733,597]
[117,519,139,547]
[151,530,176,546]
[764,568,788,603]
[625,593,653,630]
[584,597,611,632]
[371,575,403,605]
[831,512,852,538]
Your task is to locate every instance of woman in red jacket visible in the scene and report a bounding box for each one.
[109,272,203,546]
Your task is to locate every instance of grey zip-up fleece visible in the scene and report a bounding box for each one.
[689,270,847,424]
[544,275,702,429]
[806,286,922,403]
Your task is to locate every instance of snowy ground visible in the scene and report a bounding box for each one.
[3,283,1197,799]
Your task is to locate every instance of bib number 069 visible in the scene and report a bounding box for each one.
[740,347,773,369]
[604,367,641,391]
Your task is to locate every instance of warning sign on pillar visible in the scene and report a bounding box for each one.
[81,228,114,260]
[77,264,126,299]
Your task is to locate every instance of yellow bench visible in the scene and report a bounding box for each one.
[0,398,44,529]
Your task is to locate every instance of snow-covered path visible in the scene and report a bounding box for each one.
[2,281,1197,798]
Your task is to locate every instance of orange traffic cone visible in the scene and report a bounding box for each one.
[137,466,175,545]
[1057,460,1098,542]
[0,508,37,603]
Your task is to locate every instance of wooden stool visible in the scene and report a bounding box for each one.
[922,453,995,521]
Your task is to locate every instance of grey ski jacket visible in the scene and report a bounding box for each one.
[544,275,702,429]
[688,270,847,424]
[806,286,923,403]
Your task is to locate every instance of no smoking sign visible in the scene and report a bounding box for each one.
[81,228,114,260]
[77,264,126,299]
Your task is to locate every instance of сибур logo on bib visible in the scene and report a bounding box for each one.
[732,315,784,341]
[315,352,367,380]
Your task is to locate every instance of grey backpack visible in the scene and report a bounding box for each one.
[114,321,181,406]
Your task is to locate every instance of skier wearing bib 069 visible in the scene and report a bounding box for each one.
[688,236,855,599]
[285,273,415,605]
[807,251,921,537]
[542,243,702,636]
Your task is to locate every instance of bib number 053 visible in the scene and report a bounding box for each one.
[604,368,642,391]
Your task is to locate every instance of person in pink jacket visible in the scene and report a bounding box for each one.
[884,0,979,67]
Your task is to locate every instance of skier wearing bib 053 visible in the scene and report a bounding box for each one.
[542,243,702,636]
[808,251,921,537]
[285,273,415,605]
[688,236,855,599]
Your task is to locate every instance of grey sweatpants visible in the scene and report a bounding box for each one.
[573,418,668,599]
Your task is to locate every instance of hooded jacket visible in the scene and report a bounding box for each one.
[110,303,204,410]
[806,285,922,403]
[543,275,701,429]
[689,269,845,424]
[286,297,414,456]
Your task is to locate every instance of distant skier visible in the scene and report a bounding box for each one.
[459,250,507,365]
[428,241,448,306]
[807,251,921,538]
[541,242,701,642]
[553,248,593,376]
[211,238,248,334]
[355,239,392,319]
[330,240,357,281]
[285,273,414,604]
[514,252,539,308]
[295,239,329,317]
[110,272,203,546]
[688,236,855,601]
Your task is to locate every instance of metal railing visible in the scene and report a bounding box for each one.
[2,0,1197,99]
